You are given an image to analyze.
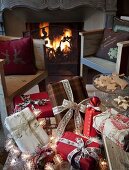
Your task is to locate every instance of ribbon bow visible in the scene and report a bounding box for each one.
[14,94,49,113]
[59,137,101,169]
[53,99,87,138]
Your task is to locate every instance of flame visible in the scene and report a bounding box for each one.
[39,22,49,38]
[63,28,72,37]
[39,23,72,55]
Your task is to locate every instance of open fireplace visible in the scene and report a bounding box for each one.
[24,22,83,83]
[0,0,117,82]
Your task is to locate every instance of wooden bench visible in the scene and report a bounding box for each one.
[103,136,129,170]
[0,36,48,135]
[79,29,129,76]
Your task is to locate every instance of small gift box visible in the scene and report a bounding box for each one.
[93,108,129,151]
[57,132,102,170]
[47,76,88,136]
[14,92,53,119]
[83,96,101,137]
[5,107,49,154]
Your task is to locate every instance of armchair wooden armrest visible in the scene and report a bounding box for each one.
[116,40,129,74]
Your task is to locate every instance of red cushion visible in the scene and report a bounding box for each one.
[0,37,37,75]
[14,92,54,118]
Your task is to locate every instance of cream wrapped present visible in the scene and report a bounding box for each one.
[93,108,129,151]
[5,107,49,154]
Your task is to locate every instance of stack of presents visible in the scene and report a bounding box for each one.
[4,76,129,170]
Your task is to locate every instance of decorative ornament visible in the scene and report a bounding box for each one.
[90,96,101,106]
[14,94,50,113]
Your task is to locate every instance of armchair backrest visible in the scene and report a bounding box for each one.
[79,29,104,56]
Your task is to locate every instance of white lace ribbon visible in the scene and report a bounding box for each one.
[53,99,87,138]
[53,99,86,115]
[58,137,101,168]
[61,79,74,101]
[52,79,87,138]
[87,103,101,111]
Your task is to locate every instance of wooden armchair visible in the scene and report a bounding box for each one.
[0,36,48,135]
[79,29,129,76]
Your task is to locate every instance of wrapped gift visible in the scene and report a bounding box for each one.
[47,76,88,136]
[57,132,102,170]
[14,92,53,119]
[5,107,49,154]
[83,97,101,137]
[93,108,129,151]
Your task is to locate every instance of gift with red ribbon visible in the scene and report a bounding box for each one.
[83,96,101,137]
[57,132,102,170]
[93,108,129,151]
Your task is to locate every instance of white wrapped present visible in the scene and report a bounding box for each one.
[5,107,49,154]
[93,108,129,151]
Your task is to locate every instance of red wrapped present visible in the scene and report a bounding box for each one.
[14,92,53,119]
[93,108,129,151]
[83,97,101,137]
[47,76,88,135]
[57,132,102,170]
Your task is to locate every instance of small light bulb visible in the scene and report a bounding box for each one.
[50,143,57,152]
[21,152,31,161]
[39,119,46,126]
[33,109,41,116]
[10,158,17,166]
[99,158,108,170]
[10,146,21,156]
[53,154,63,165]
[44,162,54,170]
[5,139,14,151]
[26,161,32,170]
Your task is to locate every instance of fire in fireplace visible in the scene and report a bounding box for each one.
[39,22,73,61]
[24,22,83,83]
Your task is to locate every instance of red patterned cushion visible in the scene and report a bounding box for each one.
[0,37,37,75]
